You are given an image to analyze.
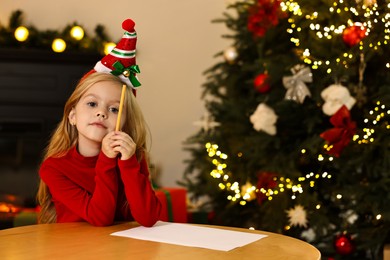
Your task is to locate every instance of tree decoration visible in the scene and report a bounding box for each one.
[353,100,389,145]
[0,10,111,55]
[204,143,249,206]
[301,228,316,242]
[223,46,238,64]
[193,112,220,132]
[249,103,278,135]
[247,0,286,37]
[353,53,368,107]
[363,0,377,7]
[182,0,390,258]
[282,65,312,103]
[342,22,367,47]
[286,205,308,228]
[253,73,270,93]
[321,84,356,116]
[282,0,389,72]
[256,172,278,204]
[320,105,357,157]
[240,182,257,201]
[340,209,358,225]
[334,233,355,255]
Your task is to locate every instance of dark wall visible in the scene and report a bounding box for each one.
[0,48,101,205]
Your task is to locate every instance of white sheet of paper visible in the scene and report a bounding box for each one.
[111,221,267,251]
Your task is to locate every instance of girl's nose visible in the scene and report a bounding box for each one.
[96,112,106,118]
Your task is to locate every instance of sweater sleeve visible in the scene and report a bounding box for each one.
[118,155,161,227]
[39,152,119,226]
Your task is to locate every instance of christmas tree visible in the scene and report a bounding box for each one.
[182,0,390,259]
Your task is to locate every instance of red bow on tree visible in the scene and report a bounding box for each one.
[256,171,278,204]
[247,0,287,37]
[320,105,356,157]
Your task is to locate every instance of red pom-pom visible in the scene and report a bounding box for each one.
[122,19,135,32]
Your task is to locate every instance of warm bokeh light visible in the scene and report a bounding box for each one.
[104,42,116,55]
[14,26,29,42]
[70,25,84,41]
[52,38,66,53]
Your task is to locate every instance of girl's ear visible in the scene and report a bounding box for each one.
[68,108,76,125]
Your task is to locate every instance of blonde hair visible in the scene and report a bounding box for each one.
[37,72,150,224]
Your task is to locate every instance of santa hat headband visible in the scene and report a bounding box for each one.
[89,19,141,92]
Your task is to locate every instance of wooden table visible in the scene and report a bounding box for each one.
[0,222,321,259]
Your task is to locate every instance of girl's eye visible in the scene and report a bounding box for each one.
[109,107,119,114]
[87,101,97,107]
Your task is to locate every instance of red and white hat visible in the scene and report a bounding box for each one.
[87,19,141,91]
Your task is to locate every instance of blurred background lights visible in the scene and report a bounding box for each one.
[14,26,29,42]
[52,38,66,53]
[104,42,116,55]
[70,25,84,41]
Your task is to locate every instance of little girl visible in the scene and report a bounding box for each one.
[36,19,161,227]
[37,72,161,227]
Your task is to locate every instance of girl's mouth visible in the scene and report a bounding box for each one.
[90,122,107,128]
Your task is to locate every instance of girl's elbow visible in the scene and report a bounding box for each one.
[88,217,114,227]
[138,217,158,227]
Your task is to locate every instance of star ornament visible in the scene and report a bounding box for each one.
[286,205,308,228]
[193,113,220,131]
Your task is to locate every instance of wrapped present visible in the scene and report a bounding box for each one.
[187,210,215,224]
[155,187,187,223]
[13,209,38,227]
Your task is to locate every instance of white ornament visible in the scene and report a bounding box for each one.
[321,84,356,116]
[286,205,308,228]
[193,112,220,131]
[249,103,278,135]
[301,228,316,242]
[223,46,238,64]
[340,210,358,225]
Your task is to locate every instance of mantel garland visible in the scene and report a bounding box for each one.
[0,10,113,55]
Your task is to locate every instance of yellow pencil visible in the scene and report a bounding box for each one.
[116,84,127,131]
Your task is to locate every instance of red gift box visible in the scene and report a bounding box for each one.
[187,210,215,224]
[155,187,187,223]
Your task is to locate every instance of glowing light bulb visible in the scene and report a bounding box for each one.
[104,42,116,55]
[70,26,84,40]
[52,38,66,53]
[14,26,29,42]
[223,46,238,64]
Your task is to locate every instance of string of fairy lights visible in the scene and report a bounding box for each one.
[13,24,115,54]
[205,100,389,206]
[205,142,332,206]
[353,101,390,144]
[280,0,390,71]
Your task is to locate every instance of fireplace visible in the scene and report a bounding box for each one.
[0,49,100,210]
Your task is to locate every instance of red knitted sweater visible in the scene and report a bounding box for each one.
[39,146,161,227]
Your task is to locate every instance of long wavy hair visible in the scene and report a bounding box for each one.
[36,72,150,224]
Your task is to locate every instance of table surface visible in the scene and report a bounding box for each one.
[0,222,321,260]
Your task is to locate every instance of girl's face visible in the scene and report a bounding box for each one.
[68,80,125,149]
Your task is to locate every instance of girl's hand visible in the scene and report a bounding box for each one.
[102,131,136,160]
